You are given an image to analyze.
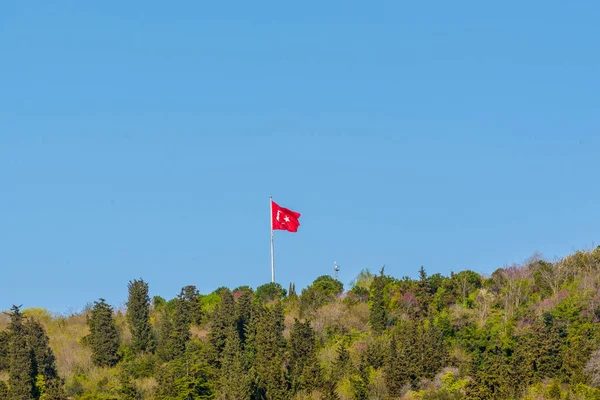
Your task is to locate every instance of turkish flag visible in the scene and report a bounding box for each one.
[271,200,301,232]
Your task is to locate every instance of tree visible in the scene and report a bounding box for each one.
[25,318,59,381]
[210,288,236,361]
[253,303,287,400]
[86,299,121,367]
[385,334,404,397]
[7,305,35,400]
[24,318,66,399]
[168,290,193,360]
[218,327,250,400]
[126,279,155,353]
[288,319,321,394]
[235,291,253,346]
[179,285,203,326]
[255,282,287,303]
[155,345,214,399]
[332,343,350,382]
[369,268,387,335]
[299,276,344,316]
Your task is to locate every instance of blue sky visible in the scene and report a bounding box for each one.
[1,2,598,313]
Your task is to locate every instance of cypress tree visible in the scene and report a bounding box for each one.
[369,268,387,335]
[168,293,193,360]
[25,318,59,380]
[254,303,287,400]
[24,318,66,399]
[235,291,253,346]
[180,285,203,326]
[87,299,121,367]
[156,307,174,362]
[288,319,321,394]
[126,279,155,353]
[218,326,250,400]
[209,288,236,361]
[7,305,35,400]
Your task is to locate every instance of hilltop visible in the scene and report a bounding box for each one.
[2,246,600,399]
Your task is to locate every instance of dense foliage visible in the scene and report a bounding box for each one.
[2,247,600,399]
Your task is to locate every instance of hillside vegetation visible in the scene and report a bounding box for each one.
[2,247,600,399]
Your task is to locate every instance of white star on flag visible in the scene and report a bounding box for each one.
[284,216,290,222]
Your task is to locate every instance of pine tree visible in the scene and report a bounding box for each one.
[7,305,35,400]
[235,291,253,346]
[288,319,321,394]
[126,279,155,353]
[210,288,236,361]
[369,268,387,335]
[218,326,250,400]
[87,299,121,367]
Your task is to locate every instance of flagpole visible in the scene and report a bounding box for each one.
[270,195,275,283]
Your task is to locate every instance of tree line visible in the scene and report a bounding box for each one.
[1,247,600,399]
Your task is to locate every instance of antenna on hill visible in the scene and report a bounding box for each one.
[333,261,340,280]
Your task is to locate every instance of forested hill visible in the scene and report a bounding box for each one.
[2,247,600,399]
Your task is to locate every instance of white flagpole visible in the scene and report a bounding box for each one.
[270,195,275,283]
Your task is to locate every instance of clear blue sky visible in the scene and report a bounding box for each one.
[1,2,598,313]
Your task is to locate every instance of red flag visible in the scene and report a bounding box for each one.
[271,200,301,232]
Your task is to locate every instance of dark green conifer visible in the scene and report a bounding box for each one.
[288,319,321,394]
[254,303,287,400]
[25,318,59,380]
[332,343,350,382]
[235,291,253,346]
[369,267,387,335]
[154,346,213,399]
[25,318,65,398]
[126,279,155,353]
[385,334,404,397]
[209,288,236,361]
[168,292,193,360]
[218,326,250,400]
[7,305,35,400]
[156,307,174,363]
[87,299,121,367]
[179,285,203,326]
[118,369,140,400]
